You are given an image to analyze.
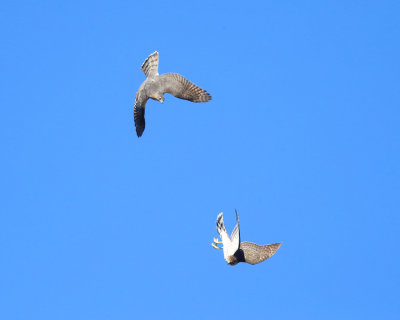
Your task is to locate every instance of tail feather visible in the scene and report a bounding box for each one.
[216,212,227,236]
[141,51,159,77]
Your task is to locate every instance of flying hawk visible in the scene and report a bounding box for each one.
[212,210,281,265]
[133,51,212,137]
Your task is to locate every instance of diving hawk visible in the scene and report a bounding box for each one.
[212,210,281,266]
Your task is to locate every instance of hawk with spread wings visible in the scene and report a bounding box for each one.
[133,51,212,137]
[212,210,281,265]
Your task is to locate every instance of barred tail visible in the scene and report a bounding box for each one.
[141,51,159,77]
[216,212,227,236]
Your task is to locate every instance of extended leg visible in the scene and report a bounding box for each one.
[213,237,223,244]
[211,242,222,249]
[211,237,223,249]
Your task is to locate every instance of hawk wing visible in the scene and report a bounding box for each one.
[159,73,211,102]
[236,242,282,265]
[133,85,149,137]
[141,51,159,78]
[230,209,240,250]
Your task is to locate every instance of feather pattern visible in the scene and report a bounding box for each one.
[230,210,240,251]
[159,73,211,102]
[141,51,159,78]
[133,84,149,137]
[133,52,211,137]
[216,213,237,261]
[236,242,282,265]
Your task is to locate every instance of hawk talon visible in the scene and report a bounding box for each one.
[211,243,222,249]
[213,237,222,244]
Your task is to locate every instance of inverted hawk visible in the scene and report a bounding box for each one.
[212,210,281,265]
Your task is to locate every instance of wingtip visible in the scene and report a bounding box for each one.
[136,129,144,138]
[270,242,282,252]
[234,209,239,223]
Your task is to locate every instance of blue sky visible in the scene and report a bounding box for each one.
[1,1,399,319]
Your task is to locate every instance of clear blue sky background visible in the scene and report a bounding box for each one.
[1,1,399,319]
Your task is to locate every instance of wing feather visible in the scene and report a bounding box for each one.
[230,210,240,250]
[237,242,282,265]
[159,73,211,102]
[133,87,149,137]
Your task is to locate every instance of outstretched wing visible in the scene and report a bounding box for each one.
[230,209,240,250]
[134,85,149,137]
[141,51,159,78]
[159,73,211,102]
[236,242,281,265]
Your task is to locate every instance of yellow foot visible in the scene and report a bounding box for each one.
[211,243,222,249]
[213,237,223,244]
